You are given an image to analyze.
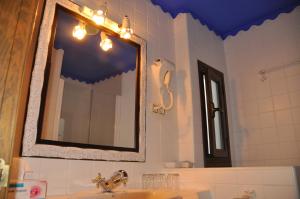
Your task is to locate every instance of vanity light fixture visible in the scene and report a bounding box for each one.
[100,32,112,51]
[120,15,133,39]
[81,6,94,18]
[72,22,87,40]
[74,5,135,49]
[92,3,107,25]
[92,9,106,25]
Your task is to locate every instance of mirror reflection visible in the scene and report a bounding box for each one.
[39,6,140,149]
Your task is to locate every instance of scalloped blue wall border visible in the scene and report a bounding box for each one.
[150,0,300,40]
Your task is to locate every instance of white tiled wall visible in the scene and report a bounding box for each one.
[14,157,163,196]
[15,158,300,198]
[13,0,179,196]
[173,13,230,167]
[13,0,300,197]
[173,5,300,168]
[224,7,300,166]
[169,167,299,199]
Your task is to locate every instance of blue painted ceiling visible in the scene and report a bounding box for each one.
[54,8,137,84]
[151,0,300,39]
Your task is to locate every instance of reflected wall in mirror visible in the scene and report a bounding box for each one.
[22,0,146,161]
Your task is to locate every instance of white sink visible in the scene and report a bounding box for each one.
[71,189,199,199]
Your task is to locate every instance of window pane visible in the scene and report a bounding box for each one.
[198,61,231,167]
[211,80,219,108]
[214,111,224,149]
[211,80,224,150]
[203,75,211,154]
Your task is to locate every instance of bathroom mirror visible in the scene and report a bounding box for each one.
[22,0,146,161]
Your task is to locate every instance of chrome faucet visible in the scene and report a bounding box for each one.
[92,170,128,192]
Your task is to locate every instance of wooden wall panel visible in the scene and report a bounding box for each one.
[0,0,43,198]
[0,0,23,197]
[0,0,23,116]
[13,0,45,158]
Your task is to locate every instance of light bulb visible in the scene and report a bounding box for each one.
[120,28,133,39]
[120,16,133,39]
[72,22,87,40]
[92,10,105,25]
[100,32,112,51]
[100,39,112,51]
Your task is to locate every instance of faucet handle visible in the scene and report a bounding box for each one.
[118,170,128,177]
[118,170,128,185]
[92,173,104,188]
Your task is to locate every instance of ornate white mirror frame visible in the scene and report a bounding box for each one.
[22,0,146,161]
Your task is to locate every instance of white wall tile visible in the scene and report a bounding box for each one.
[120,0,134,20]
[277,125,295,142]
[287,75,300,92]
[66,160,95,194]
[237,170,263,185]
[11,158,41,180]
[215,184,239,199]
[275,110,293,126]
[146,1,159,26]
[214,170,238,184]
[292,108,300,124]
[262,143,281,160]
[258,98,274,113]
[242,82,258,102]
[281,158,300,166]
[133,11,147,38]
[285,63,300,77]
[39,159,68,195]
[289,91,300,108]
[270,76,288,96]
[281,142,300,159]
[257,81,272,99]
[134,0,147,15]
[264,159,283,166]
[260,127,278,144]
[263,186,298,199]
[174,168,299,199]
[244,101,259,116]
[259,112,276,128]
[273,94,291,110]
[225,7,300,166]
[295,124,300,141]
[246,129,262,145]
[262,168,296,185]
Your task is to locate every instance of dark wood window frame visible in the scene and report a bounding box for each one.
[197,60,232,167]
